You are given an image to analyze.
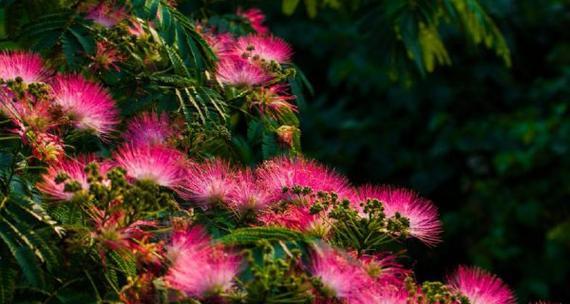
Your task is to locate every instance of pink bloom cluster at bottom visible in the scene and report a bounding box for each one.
[165,226,241,299]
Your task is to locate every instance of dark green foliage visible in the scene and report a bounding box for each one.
[280,0,510,76]
[218,226,311,246]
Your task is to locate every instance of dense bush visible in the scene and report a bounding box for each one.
[0,0,563,303]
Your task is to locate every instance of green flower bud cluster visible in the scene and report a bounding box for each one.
[239,240,313,303]
[405,277,470,304]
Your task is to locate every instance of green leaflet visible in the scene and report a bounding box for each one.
[218,227,311,246]
[282,0,511,75]
[0,259,17,304]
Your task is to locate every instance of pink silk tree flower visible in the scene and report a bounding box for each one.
[90,206,156,252]
[51,74,119,137]
[237,8,269,35]
[259,204,329,236]
[112,144,186,189]
[203,32,236,59]
[256,156,352,203]
[0,94,57,133]
[250,84,297,118]
[357,253,410,286]
[167,225,210,262]
[165,227,241,299]
[26,131,65,163]
[233,34,293,64]
[227,169,273,216]
[85,2,127,28]
[0,51,49,83]
[215,57,270,87]
[448,266,516,304]
[369,284,410,304]
[123,111,176,147]
[310,246,371,304]
[357,185,442,246]
[89,40,125,72]
[178,158,237,209]
[37,155,99,201]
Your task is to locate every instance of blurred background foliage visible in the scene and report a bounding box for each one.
[231,0,569,302]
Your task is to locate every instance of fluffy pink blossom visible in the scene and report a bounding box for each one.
[256,156,352,202]
[250,85,297,118]
[112,145,186,189]
[165,227,241,299]
[228,169,273,215]
[370,285,409,304]
[90,206,156,252]
[357,253,410,286]
[233,34,293,64]
[204,32,235,59]
[123,111,175,147]
[37,155,99,201]
[260,204,328,234]
[89,41,125,71]
[310,247,370,304]
[357,185,442,246]
[178,158,237,209]
[85,2,127,28]
[237,8,269,35]
[448,266,516,304]
[51,74,119,137]
[215,57,269,86]
[0,51,49,83]
[167,225,210,261]
[0,94,56,132]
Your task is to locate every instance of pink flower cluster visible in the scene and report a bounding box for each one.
[199,8,297,118]
[165,226,241,299]
[311,246,516,304]
[84,1,128,28]
[0,51,119,162]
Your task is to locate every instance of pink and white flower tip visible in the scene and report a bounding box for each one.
[250,85,297,118]
[37,155,100,201]
[51,74,119,138]
[260,204,327,234]
[178,158,237,210]
[310,246,370,304]
[234,34,293,64]
[85,2,127,28]
[112,144,186,189]
[237,8,269,35]
[448,266,516,304]
[165,226,241,299]
[215,57,270,87]
[90,41,125,72]
[228,169,273,216]
[357,185,442,246]
[123,111,176,147]
[357,253,410,286]
[370,285,410,304]
[256,156,352,203]
[167,225,210,262]
[203,32,235,59]
[0,51,49,83]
